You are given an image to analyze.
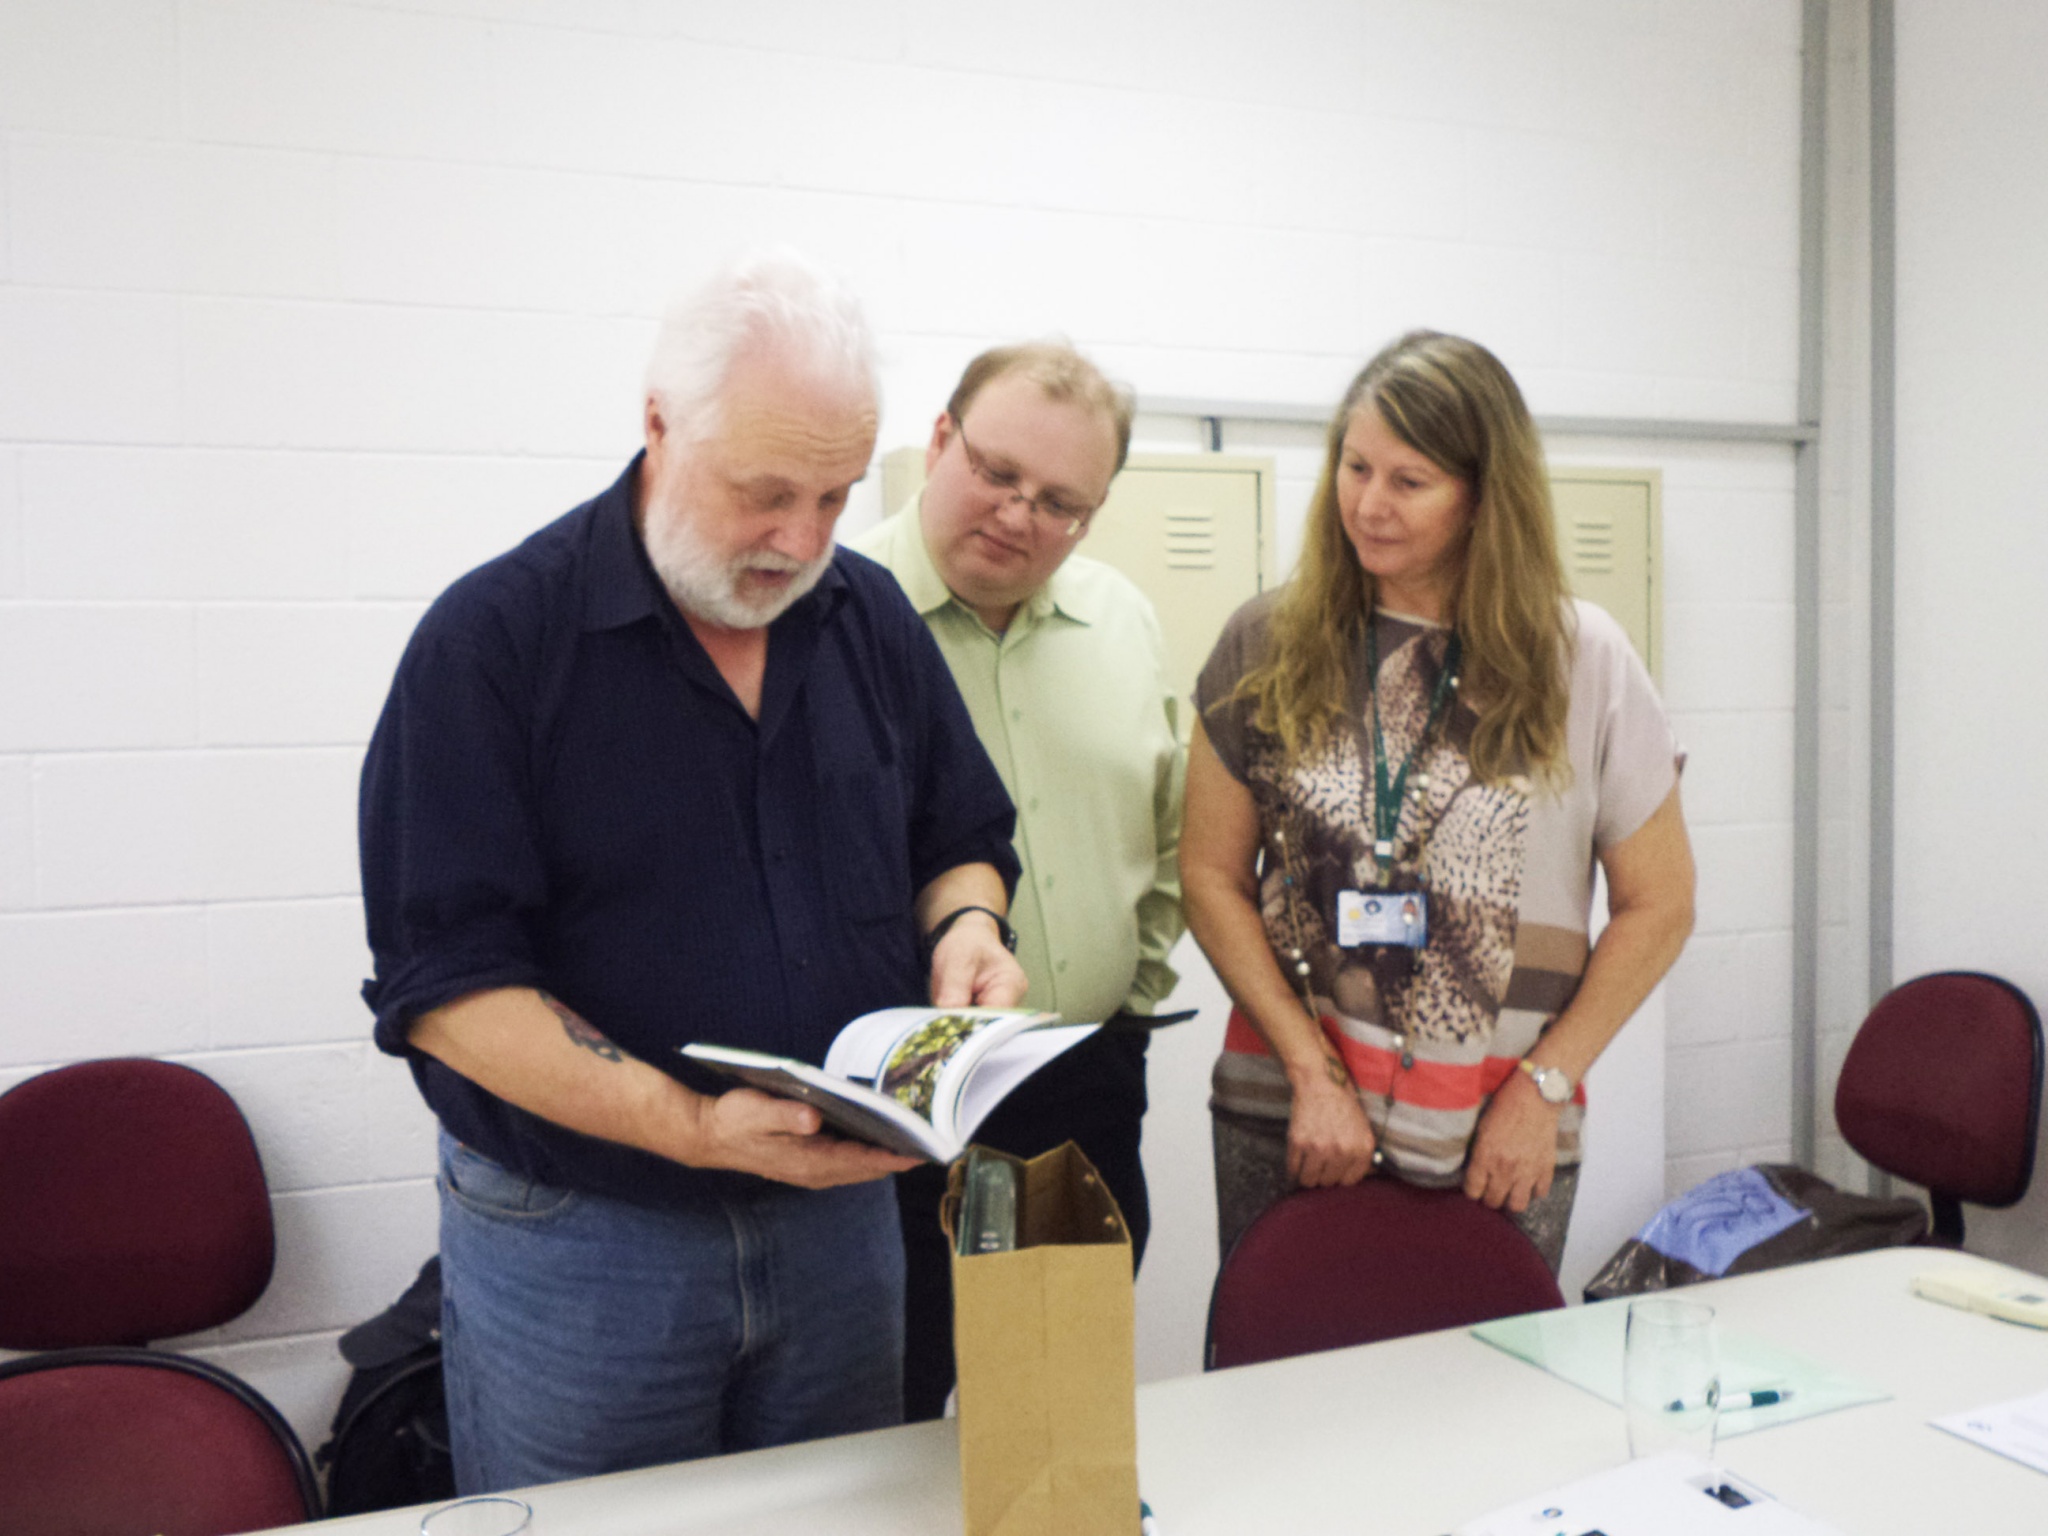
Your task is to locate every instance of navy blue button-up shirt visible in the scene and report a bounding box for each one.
[360,457,1019,1209]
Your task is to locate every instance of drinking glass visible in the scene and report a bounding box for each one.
[419,1496,533,1536]
[1623,1297,1720,1460]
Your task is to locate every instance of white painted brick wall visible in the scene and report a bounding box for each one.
[33,749,361,907]
[0,291,185,443]
[0,908,211,1064]
[23,450,355,600]
[0,453,20,595]
[0,605,196,750]
[342,453,617,598]
[1896,0,2048,1272]
[195,604,420,745]
[2,0,1803,1454]
[0,758,30,910]
[0,1,181,138]
[205,898,377,1048]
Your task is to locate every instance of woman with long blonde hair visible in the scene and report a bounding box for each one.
[1182,330,1695,1270]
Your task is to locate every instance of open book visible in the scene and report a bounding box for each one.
[680,1007,1097,1162]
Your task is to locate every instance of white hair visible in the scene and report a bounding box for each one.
[642,249,879,442]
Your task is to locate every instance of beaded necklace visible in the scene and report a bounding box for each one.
[1265,618,1463,1154]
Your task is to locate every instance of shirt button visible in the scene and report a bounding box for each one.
[1010,708,1022,722]
[1028,796,1040,811]
[1042,874,1055,889]
[1057,959,1069,974]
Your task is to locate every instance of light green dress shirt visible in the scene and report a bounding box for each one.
[851,501,1186,1024]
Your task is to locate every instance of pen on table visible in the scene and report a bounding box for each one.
[1725,1388,1793,1411]
[1667,1387,1795,1412]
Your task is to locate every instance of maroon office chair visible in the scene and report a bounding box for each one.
[1835,971,2043,1248]
[1205,1178,1566,1370]
[0,1059,319,1533]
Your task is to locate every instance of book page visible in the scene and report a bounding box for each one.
[924,1011,1070,1145]
[824,1006,972,1089]
[945,1023,1099,1145]
[824,1007,1055,1121]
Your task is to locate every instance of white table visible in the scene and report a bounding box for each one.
[290,1249,2048,1535]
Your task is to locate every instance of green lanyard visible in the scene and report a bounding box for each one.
[1365,621,1462,883]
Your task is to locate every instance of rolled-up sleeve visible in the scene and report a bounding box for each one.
[359,600,549,1057]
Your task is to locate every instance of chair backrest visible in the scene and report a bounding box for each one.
[1835,971,2043,1245]
[0,1058,275,1349]
[0,1349,319,1535]
[1206,1179,1566,1371]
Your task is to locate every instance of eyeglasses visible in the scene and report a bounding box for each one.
[950,416,1099,537]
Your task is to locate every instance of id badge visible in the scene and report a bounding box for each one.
[1336,888,1428,948]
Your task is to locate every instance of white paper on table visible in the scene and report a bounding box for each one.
[1453,1451,1844,1535]
[1932,1386,2048,1474]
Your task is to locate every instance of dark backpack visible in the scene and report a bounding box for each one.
[317,1257,456,1515]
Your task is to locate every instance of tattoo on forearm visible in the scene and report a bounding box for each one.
[543,993,623,1062]
[1323,1055,1350,1090]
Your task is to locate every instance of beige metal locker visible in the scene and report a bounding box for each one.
[1548,466,1663,683]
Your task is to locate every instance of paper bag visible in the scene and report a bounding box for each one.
[942,1142,1138,1536]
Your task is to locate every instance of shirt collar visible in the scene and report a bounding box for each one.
[582,455,663,632]
[892,492,1102,631]
[1042,557,1103,626]
[583,451,847,634]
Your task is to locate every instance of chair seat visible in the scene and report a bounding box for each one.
[0,1352,317,1536]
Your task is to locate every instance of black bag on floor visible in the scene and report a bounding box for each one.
[317,1256,455,1515]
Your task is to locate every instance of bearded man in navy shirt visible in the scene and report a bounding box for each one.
[359,252,1025,1495]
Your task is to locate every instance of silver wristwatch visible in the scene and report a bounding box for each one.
[1517,1057,1573,1106]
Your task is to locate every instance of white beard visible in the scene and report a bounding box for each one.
[642,496,832,630]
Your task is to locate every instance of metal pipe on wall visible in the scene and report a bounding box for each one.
[1867,0,1898,1196]
[1143,395,1816,448]
[1791,0,1830,1171]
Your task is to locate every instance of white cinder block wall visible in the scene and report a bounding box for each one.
[1,0,1803,1449]
[1894,0,2048,1273]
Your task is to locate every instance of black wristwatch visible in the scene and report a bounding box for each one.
[921,905,1017,963]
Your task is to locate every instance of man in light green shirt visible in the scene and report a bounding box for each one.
[850,341,1185,1421]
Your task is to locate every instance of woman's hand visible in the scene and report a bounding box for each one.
[1184,721,1383,1190]
[1460,783,1695,1216]
[1287,1055,1379,1187]
[1462,1071,1559,1213]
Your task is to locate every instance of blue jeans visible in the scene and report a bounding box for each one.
[437,1132,905,1495]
